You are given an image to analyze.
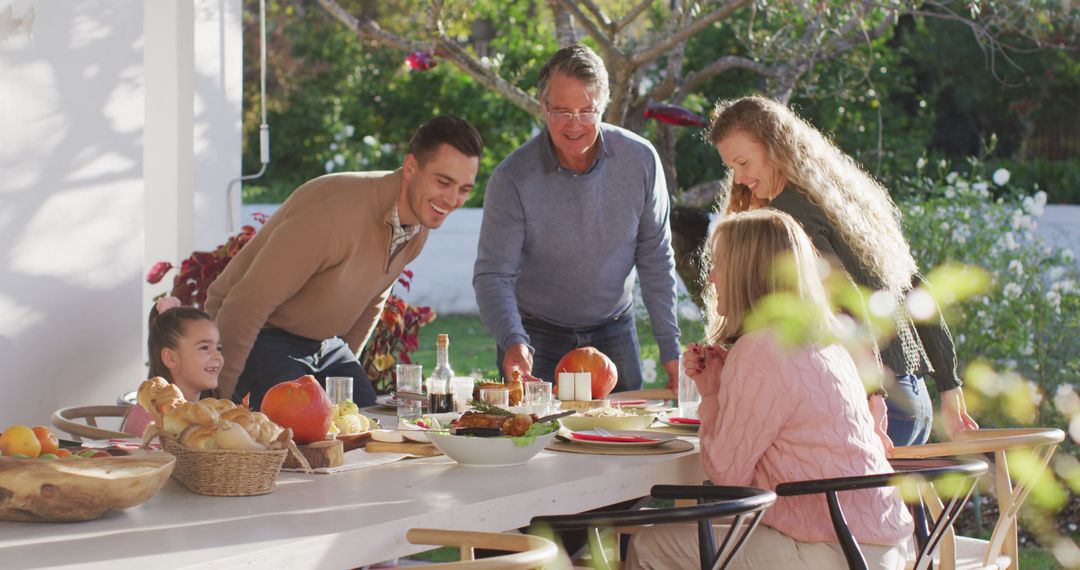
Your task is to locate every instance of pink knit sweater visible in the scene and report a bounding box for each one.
[691,331,913,545]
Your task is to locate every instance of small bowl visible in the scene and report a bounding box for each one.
[559,411,657,432]
[427,431,557,467]
[0,450,175,522]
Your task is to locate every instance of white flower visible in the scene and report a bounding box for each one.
[1008,259,1024,277]
[972,181,989,192]
[1002,232,1019,251]
[945,188,956,199]
[947,172,959,184]
[1049,266,1066,281]
[940,222,950,231]
[324,160,335,173]
[1053,385,1079,416]
[1065,248,1075,263]
[363,135,377,146]
[1028,381,1043,406]
[1003,283,1023,299]
[993,168,1011,186]
[916,157,927,170]
[333,153,345,166]
[642,367,657,383]
[1047,290,1062,312]
[330,142,338,151]
[642,358,657,371]
[939,159,947,169]
[344,124,355,137]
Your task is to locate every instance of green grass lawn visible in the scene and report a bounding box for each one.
[411,313,706,387]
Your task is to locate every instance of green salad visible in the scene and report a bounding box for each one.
[510,419,560,447]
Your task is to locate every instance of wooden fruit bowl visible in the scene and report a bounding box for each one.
[0,450,175,522]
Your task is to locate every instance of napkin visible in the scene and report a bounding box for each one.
[281,449,409,474]
[571,432,658,443]
[666,417,701,425]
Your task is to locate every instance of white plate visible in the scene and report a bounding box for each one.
[564,430,676,448]
[658,416,701,431]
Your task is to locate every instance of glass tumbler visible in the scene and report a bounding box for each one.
[677,361,701,418]
[479,387,509,408]
[326,376,353,405]
[396,364,424,427]
[525,380,553,416]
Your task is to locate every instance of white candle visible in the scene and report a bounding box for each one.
[575,372,593,401]
[558,372,576,401]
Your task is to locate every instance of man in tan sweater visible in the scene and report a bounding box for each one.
[205,116,483,409]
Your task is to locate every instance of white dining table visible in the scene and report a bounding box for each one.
[0,435,704,569]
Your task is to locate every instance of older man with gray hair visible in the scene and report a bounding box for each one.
[473,44,680,392]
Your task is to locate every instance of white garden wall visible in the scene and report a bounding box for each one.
[0,0,241,427]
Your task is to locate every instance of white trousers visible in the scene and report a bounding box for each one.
[624,523,909,570]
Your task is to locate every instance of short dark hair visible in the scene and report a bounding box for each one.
[537,44,610,109]
[408,115,483,164]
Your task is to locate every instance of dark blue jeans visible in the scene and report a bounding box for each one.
[234,328,377,411]
[496,308,644,393]
[886,374,933,446]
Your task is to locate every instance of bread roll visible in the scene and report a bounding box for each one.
[177,424,218,449]
[199,398,236,415]
[213,420,264,450]
[162,401,220,436]
[136,377,185,425]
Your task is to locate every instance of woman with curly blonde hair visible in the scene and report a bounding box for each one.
[706,95,978,445]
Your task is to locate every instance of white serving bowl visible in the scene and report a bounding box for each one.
[427,431,557,467]
[559,411,657,432]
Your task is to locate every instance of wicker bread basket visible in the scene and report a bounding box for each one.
[159,433,306,496]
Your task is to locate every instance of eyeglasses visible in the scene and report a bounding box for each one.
[545,109,601,125]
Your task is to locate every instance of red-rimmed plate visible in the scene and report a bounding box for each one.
[658,415,701,431]
[563,430,676,448]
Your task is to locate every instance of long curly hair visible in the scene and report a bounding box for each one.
[706,96,917,292]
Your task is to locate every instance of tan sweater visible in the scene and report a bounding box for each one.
[205,170,427,398]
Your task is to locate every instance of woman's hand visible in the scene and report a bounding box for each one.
[940,388,979,438]
[867,394,894,457]
[683,343,728,398]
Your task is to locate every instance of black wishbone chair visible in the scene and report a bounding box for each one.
[530,484,776,570]
[776,457,989,570]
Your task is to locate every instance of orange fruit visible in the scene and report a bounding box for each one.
[55,448,72,458]
[32,426,60,455]
[0,425,42,458]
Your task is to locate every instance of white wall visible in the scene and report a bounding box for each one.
[0,0,241,427]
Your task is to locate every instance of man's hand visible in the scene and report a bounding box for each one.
[502,343,533,381]
[868,394,894,456]
[940,387,979,438]
[662,359,680,391]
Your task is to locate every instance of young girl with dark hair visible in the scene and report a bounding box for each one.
[121,297,222,436]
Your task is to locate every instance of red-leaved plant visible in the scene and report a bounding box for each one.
[146,215,435,393]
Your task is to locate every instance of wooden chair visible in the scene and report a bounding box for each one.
[405,528,559,569]
[891,428,1066,570]
[51,405,133,441]
[530,484,776,569]
[776,457,988,570]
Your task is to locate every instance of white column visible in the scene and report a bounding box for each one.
[143,0,194,313]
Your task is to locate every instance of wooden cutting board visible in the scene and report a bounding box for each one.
[283,439,344,469]
[365,440,442,457]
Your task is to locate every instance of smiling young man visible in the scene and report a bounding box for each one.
[206,116,482,410]
[473,45,681,392]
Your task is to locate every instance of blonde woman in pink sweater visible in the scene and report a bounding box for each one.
[626,209,913,570]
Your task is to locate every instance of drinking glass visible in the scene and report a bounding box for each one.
[450,377,475,412]
[525,380,553,415]
[677,361,701,418]
[396,364,424,427]
[326,376,353,405]
[479,387,509,408]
